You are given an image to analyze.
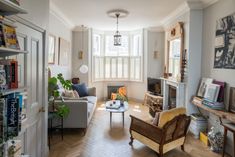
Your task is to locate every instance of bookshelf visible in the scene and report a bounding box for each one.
[192,97,235,123]
[0,47,28,57]
[0,1,29,156]
[0,0,27,15]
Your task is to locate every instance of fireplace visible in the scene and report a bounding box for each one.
[161,78,186,110]
[107,86,124,100]
[168,86,176,109]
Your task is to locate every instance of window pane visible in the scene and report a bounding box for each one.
[105,35,129,56]
[93,34,101,56]
[117,58,123,78]
[95,57,100,79]
[133,35,140,56]
[111,58,116,78]
[123,58,128,78]
[135,58,141,80]
[99,57,104,78]
[105,58,110,78]
[130,58,135,79]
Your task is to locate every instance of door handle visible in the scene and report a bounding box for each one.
[39,107,46,113]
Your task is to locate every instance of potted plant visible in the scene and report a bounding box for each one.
[48,73,71,118]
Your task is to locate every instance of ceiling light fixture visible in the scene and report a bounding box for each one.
[107,9,129,46]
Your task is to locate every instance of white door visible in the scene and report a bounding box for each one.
[10,20,47,157]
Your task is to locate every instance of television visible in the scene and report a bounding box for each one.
[147,77,162,96]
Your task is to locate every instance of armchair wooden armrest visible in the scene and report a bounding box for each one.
[129,115,163,144]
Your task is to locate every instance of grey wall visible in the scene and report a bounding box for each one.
[147,31,165,78]
[20,0,49,30]
[202,0,235,155]
[49,13,72,80]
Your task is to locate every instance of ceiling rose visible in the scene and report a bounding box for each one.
[107,9,129,18]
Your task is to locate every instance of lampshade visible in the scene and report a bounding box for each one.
[79,64,88,74]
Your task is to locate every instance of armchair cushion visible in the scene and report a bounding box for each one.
[72,83,89,97]
[158,107,186,128]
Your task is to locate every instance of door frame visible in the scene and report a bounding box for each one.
[10,15,49,157]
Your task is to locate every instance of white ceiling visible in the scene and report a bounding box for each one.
[50,0,217,30]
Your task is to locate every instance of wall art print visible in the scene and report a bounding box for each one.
[214,13,235,69]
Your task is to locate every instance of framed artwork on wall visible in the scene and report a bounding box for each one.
[229,87,235,113]
[214,13,235,69]
[48,34,56,64]
[59,37,70,66]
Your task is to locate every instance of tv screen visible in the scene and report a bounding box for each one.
[147,77,162,95]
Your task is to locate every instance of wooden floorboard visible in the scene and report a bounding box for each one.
[49,101,229,157]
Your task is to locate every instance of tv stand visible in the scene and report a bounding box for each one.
[143,92,163,117]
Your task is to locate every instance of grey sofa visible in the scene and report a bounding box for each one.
[54,87,97,129]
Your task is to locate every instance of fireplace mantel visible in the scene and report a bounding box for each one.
[160,77,186,110]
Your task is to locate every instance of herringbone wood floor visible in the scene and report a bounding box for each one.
[49,101,227,157]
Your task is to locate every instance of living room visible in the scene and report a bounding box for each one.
[0,0,235,157]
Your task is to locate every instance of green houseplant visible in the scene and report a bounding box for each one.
[48,73,72,118]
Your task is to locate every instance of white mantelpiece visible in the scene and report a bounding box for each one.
[161,77,186,110]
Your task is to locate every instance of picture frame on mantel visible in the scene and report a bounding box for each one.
[229,87,235,113]
[59,37,70,66]
[48,34,56,64]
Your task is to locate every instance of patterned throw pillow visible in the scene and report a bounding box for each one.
[152,112,160,126]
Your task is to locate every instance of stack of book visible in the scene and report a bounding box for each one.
[202,99,224,110]
[0,93,23,144]
[195,78,225,110]
[189,113,208,139]
[0,59,18,90]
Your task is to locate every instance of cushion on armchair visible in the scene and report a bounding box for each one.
[158,107,186,128]
[72,83,89,97]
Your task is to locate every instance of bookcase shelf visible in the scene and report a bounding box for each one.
[0,0,27,15]
[0,47,28,57]
[0,87,27,96]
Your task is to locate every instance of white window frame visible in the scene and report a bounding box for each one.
[91,30,143,82]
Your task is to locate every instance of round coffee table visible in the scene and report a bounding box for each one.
[105,100,128,127]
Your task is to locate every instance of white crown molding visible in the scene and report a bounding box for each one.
[202,0,219,8]
[161,2,189,28]
[161,0,218,28]
[50,1,75,29]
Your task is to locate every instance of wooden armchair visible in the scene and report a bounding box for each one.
[129,108,191,157]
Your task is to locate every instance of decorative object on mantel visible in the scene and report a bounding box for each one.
[78,25,86,60]
[229,87,235,113]
[180,49,187,82]
[165,22,184,82]
[107,9,129,46]
[214,13,235,69]
[208,124,224,153]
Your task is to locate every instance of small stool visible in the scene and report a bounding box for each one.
[222,122,235,157]
[48,112,64,149]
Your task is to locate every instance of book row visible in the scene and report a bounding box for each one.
[0,59,18,90]
[0,93,23,145]
[0,16,20,50]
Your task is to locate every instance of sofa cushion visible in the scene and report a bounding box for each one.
[83,96,97,104]
[158,107,186,128]
[88,102,95,118]
[72,83,89,97]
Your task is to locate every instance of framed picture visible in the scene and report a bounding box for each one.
[48,35,56,64]
[214,13,235,69]
[197,78,213,97]
[229,87,235,113]
[58,37,70,66]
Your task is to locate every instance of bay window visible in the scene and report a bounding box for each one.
[92,30,143,82]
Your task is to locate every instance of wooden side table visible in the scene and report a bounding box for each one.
[221,121,235,157]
